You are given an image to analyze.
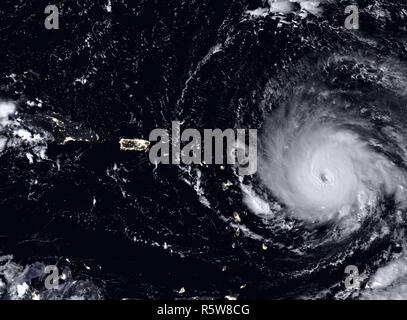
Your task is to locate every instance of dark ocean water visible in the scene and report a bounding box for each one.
[0,0,407,300]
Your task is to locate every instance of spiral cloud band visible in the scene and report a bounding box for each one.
[258,88,407,222]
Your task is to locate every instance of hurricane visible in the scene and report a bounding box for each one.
[258,85,407,222]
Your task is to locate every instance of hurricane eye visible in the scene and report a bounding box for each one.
[320,172,329,183]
